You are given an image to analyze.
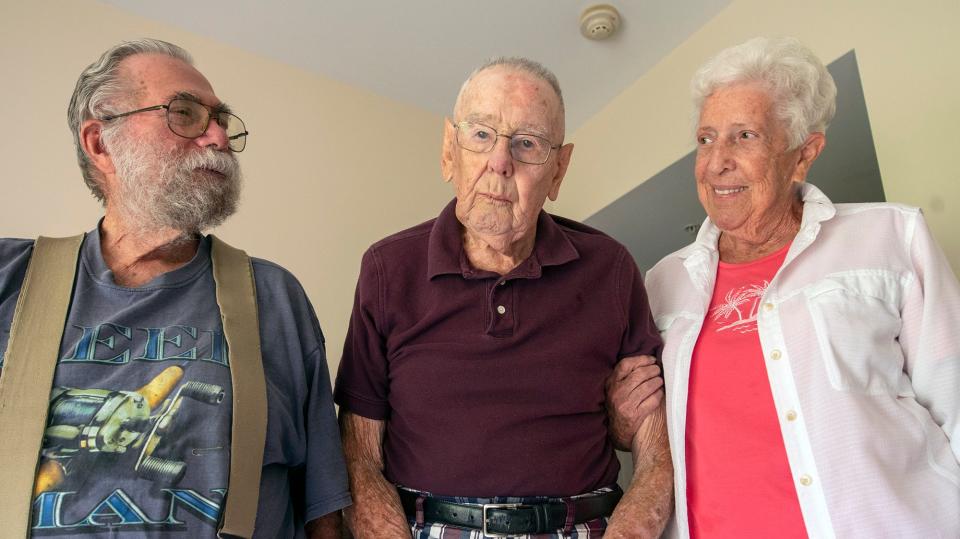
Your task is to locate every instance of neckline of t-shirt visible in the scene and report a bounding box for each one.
[718,241,792,270]
[80,224,212,290]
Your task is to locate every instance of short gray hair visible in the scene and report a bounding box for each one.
[454,57,565,136]
[68,39,193,201]
[691,37,837,149]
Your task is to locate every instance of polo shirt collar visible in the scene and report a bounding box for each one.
[427,199,580,280]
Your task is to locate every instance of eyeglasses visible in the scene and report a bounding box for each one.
[452,120,560,165]
[101,98,249,152]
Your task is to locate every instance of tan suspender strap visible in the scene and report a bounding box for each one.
[210,235,267,538]
[0,234,84,538]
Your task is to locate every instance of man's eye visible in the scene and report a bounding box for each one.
[697,135,713,145]
[471,129,492,140]
[740,131,758,140]
[170,106,198,123]
[513,136,543,151]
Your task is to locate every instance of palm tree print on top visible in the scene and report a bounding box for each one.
[711,281,770,333]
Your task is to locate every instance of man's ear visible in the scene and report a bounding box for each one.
[547,142,574,201]
[440,118,456,183]
[80,119,115,176]
[791,132,826,184]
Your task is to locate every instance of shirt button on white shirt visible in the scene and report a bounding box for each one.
[770,349,782,360]
[497,305,506,315]
[786,410,798,421]
[763,302,775,312]
[800,474,813,486]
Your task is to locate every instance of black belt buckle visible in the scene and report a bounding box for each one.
[481,503,524,537]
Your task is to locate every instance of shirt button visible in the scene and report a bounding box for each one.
[763,302,775,312]
[799,475,813,486]
[770,349,782,360]
[496,305,506,315]
[786,410,798,421]
[499,280,506,286]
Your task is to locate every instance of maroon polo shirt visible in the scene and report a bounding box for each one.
[334,199,661,497]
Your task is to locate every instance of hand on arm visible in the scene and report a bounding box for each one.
[604,402,674,538]
[606,355,665,450]
[339,411,411,538]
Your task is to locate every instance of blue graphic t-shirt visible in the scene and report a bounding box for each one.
[0,227,351,537]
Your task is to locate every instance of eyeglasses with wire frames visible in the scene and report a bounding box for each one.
[451,120,560,165]
[100,97,249,152]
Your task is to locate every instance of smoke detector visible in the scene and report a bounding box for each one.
[580,4,621,40]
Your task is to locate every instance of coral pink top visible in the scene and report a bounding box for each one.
[686,242,807,538]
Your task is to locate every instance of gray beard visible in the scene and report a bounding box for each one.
[106,132,242,237]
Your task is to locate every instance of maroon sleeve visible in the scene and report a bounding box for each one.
[615,247,663,359]
[333,247,391,419]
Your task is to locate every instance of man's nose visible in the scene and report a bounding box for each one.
[195,117,230,151]
[486,135,514,177]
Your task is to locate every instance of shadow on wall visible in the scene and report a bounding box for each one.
[586,50,884,274]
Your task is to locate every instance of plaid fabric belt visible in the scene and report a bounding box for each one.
[399,486,622,536]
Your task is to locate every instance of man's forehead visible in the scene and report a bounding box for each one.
[461,67,559,106]
[457,67,563,133]
[120,53,221,107]
[461,112,550,136]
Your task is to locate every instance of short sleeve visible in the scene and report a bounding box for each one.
[334,247,392,419]
[615,247,664,360]
[302,344,353,521]
[251,259,352,526]
[0,239,35,367]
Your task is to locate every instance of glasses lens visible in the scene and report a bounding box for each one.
[456,122,497,153]
[509,134,552,164]
[219,112,247,152]
[166,99,208,138]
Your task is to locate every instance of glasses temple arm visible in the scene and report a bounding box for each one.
[100,105,168,122]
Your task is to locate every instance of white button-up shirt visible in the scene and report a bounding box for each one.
[647,184,960,538]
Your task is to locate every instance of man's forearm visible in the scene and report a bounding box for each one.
[339,412,410,537]
[343,462,410,537]
[605,404,674,538]
[306,511,343,539]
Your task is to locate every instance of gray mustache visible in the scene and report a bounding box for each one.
[180,150,239,177]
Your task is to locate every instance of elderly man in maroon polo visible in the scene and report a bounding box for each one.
[334,57,672,538]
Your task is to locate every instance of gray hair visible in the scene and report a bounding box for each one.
[691,37,837,149]
[68,39,193,201]
[454,56,565,136]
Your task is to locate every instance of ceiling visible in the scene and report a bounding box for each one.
[100,0,730,132]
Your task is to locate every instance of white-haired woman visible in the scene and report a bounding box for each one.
[644,37,960,538]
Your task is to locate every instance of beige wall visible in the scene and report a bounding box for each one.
[560,0,960,270]
[0,1,452,379]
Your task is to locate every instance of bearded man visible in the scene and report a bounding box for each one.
[0,39,349,538]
